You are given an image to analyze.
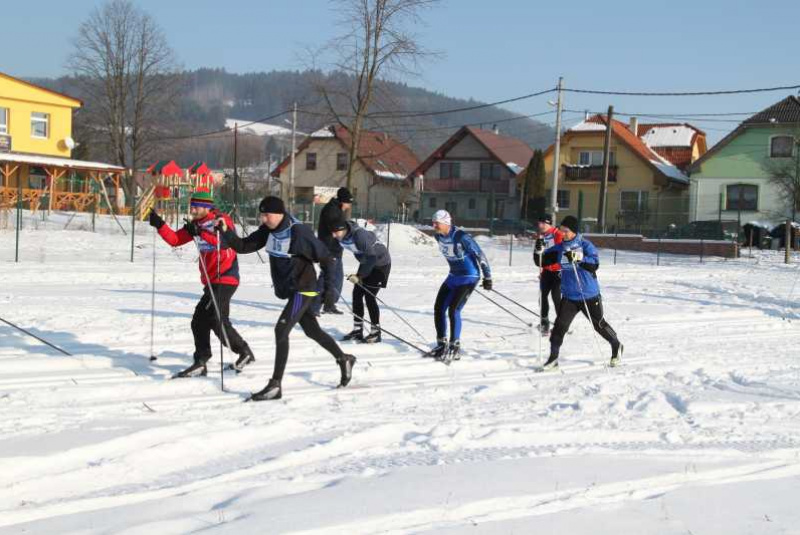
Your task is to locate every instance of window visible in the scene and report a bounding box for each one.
[31,112,49,138]
[429,196,437,208]
[480,162,502,180]
[557,190,570,209]
[305,152,317,170]
[726,184,758,211]
[439,161,461,179]
[336,152,348,171]
[445,201,457,215]
[620,190,649,213]
[28,167,47,189]
[0,108,8,134]
[770,136,794,158]
[578,150,615,166]
[468,198,476,209]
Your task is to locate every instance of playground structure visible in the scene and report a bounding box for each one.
[136,161,219,224]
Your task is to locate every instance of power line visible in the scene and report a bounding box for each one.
[563,84,800,97]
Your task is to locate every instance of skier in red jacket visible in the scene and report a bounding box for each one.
[148,189,255,377]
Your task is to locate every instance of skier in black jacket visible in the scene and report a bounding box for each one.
[217,196,356,401]
[332,219,392,343]
[313,188,354,315]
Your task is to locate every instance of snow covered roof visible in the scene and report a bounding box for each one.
[569,120,608,132]
[0,152,125,172]
[225,118,299,137]
[309,127,336,138]
[640,125,697,148]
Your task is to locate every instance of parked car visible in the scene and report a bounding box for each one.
[663,220,739,241]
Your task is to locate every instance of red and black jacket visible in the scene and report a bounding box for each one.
[534,227,564,272]
[157,211,239,286]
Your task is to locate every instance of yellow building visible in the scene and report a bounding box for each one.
[0,71,125,214]
[543,115,693,233]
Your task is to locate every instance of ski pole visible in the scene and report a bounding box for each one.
[191,231,230,392]
[234,212,266,264]
[337,294,430,355]
[149,205,158,362]
[570,260,606,364]
[350,279,427,342]
[475,289,533,328]
[490,288,541,318]
[0,316,72,356]
[536,249,544,363]
[216,229,225,389]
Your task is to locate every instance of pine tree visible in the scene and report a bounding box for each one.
[521,149,546,220]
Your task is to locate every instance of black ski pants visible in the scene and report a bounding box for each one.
[273,292,345,381]
[539,269,562,324]
[192,284,250,364]
[549,295,620,359]
[352,264,391,329]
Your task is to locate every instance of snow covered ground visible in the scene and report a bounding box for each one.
[1,222,800,534]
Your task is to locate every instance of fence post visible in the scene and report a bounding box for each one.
[657,234,661,266]
[92,193,97,233]
[786,219,792,265]
[387,219,391,251]
[700,238,704,264]
[509,233,513,266]
[15,176,22,263]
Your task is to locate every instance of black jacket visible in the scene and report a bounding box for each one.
[317,198,344,255]
[222,215,334,302]
[340,221,391,278]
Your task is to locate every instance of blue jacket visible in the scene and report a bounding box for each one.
[435,227,492,282]
[556,234,601,300]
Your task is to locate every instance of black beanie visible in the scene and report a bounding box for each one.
[331,218,348,232]
[538,215,552,225]
[560,215,579,233]
[259,196,286,214]
[337,187,354,203]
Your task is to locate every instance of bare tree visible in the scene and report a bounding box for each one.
[67,0,182,196]
[318,0,440,190]
[766,134,800,222]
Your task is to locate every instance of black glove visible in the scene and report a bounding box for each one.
[182,219,200,237]
[148,209,165,229]
[534,238,545,253]
[565,249,584,264]
[482,278,493,291]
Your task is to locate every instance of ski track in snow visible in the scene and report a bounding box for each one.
[1,224,800,534]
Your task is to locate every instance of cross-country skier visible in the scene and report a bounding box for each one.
[428,210,492,362]
[533,215,563,335]
[312,187,354,316]
[331,219,392,343]
[543,215,623,370]
[147,189,255,377]
[217,196,356,401]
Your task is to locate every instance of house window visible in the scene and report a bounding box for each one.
[770,136,794,158]
[28,167,47,189]
[336,152,348,171]
[557,190,570,209]
[31,112,49,138]
[445,201,457,215]
[0,108,8,134]
[480,162,502,180]
[620,190,649,213]
[429,196,437,208]
[578,151,615,166]
[439,161,461,179]
[468,198,476,209]
[726,184,758,211]
[306,152,317,170]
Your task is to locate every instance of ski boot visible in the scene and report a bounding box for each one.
[539,319,551,336]
[173,360,208,378]
[336,354,357,387]
[423,338,448,359]
[249,379,282,401]
[342,324,364,342]
[610,343,623,368]
[230,347,256,372]
[442,340,461,364]
[323,304,344,315]
[362,325,382,344]
[542,354,559,371]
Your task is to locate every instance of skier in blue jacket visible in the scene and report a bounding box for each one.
[543,215,622,370]
[428,210,492,362]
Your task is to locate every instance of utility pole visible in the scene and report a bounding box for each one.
[549,77,564,223]
[233,123,239,220]
[289,101,297,213]
[130,172,136,263]
[597,105,614,233]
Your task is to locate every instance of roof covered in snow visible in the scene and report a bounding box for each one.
[639,124,698,148]
[0,152,125,172]
[225,118,299,137]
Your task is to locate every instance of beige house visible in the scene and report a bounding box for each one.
[543,115,692,233]
[271,125,420,219]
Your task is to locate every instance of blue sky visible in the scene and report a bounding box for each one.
[3,0,799,142]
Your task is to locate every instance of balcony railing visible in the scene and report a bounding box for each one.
[424,178,512,194]
[563,165,618,182]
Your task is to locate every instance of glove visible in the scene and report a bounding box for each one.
[534,238,545,254]
[215,218,228,233]
[182,220,200,237]
[347,274,361,285]
[148,209,165,229]
[565,249,584,264]
[482,278,493,291]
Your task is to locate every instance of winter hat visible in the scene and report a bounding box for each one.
[538,215,553,225]
[560,215,579,233]
[337,187,354,203]
[432,209,452,226]
[331,218,348,232]
[259,196,286,214]
[189,188,215,209]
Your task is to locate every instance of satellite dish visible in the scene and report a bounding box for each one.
[63,137,76,150]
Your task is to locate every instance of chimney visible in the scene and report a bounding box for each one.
[492,124,499,135]
[629,116,639,136]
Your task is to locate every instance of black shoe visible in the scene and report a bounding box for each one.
[230,348,256,372]
[443,340,461,363]
[542,354,559,371]
[362,328,382,344]
[342,328,364,342]
[610,343,623,368]
[539,320,551,336]
[336,354,357,387]
[423,338,448,359]
[323,305,344,315]
[249,379,282,401]
[173,361,208,378]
